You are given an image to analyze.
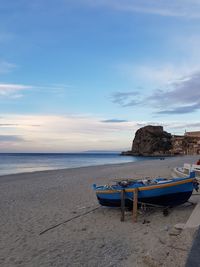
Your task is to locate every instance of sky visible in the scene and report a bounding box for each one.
[1,0,200,152]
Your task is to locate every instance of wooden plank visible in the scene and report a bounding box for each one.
[133,188,138,223]
[120,189,125,222]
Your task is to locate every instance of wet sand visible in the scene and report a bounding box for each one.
[0,155,199,267]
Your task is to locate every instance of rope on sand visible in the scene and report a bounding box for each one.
[39,206,100,236]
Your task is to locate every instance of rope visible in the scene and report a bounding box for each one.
[39,205,100,236]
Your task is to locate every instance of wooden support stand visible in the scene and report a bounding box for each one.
[120,189,125,222]
[133,188,138,223]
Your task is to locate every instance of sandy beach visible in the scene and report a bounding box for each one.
[0,155,200,267]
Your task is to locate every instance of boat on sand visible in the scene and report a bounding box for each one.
[93,172,199,208]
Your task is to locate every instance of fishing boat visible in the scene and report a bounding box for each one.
[93,172,199,208]
[173,163,200,179]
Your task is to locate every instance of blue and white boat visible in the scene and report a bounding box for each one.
[93,172,199,207]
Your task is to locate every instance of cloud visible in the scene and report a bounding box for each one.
[0,114,137,152]
[117,62,200,86]
[169,122,200,129]
[101,119,128,123]
[81,0,200,18]
[0,83,31,97]
[0,61,17,74]
[2,113,200,152]
[156,104,200,114]
[112,71,200,114]
[0,135,24,142]
[135,65,179,85]
[149,73,200,103]
[111,91,141,107]
[1,0,199,19]
[151,72,200,113]
[0,83,71,98]
[0,123,40,127]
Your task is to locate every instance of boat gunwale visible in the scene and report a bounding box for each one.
[95,178,194,194]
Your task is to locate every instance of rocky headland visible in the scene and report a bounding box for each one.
[122,125,172,156]
[122,125,200,157]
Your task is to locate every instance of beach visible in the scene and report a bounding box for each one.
[0,155,200,267]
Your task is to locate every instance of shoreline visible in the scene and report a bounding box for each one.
[0,154,198,179]
[0,156,168,178]
[0,160,149,179]
[0,155,199,266]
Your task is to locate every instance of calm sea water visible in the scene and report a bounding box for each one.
[0,153,153,176]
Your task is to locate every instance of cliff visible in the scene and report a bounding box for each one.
[122,125,173,156]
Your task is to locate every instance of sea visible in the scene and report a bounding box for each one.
[0,153,156,176]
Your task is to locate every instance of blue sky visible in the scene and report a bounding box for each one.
[1,0,200,152]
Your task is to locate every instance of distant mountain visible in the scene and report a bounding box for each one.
[83,150,121,153]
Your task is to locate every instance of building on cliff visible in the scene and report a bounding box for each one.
[185,131,200,138]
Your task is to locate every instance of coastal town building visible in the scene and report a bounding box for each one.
[185,131,200,138]
[171,131,200,155]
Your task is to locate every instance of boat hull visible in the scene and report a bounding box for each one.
[97,190,193,207]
